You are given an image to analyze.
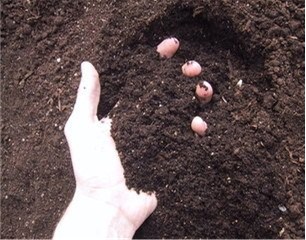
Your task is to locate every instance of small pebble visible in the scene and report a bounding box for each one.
[278,204,287,212]
[236,79,243,88]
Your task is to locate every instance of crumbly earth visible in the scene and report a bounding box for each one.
[1,0,304,239]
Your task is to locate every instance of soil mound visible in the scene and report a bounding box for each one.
[1,0,304,239]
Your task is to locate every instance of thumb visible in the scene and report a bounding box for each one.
[72,61,100,121]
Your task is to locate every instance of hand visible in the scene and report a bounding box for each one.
[53,62,157,239]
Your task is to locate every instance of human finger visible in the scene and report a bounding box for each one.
[72,61,100,121]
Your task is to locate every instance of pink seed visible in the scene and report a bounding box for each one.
[195,81,213,104]
[191,116,207,136]
[182,60,202,77]
[156,37,180,58]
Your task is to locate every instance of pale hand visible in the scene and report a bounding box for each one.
[53,62,157,239]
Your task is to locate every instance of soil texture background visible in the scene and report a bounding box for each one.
[1,0,305,239]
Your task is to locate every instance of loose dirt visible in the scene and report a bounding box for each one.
[1,0,304,238]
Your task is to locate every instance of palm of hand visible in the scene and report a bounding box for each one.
[64,62,157,230]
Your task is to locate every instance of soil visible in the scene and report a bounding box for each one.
[1,0,304,239]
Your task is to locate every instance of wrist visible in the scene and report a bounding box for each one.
[53,188,136,239]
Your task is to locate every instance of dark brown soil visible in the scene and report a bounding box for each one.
[1,0,304,239]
